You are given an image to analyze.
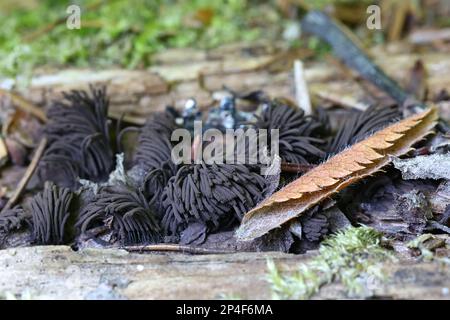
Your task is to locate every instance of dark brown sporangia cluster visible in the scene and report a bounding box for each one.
[1,85,443,253]
[161,163,271,236]
[0,207,26,234]
[77,184,161,245]
[30,182,74,245]
[327,104,400,155]
[133,110,179,211]
[38,86,114,189]
[298,207,329,242]
[255,98,328,164]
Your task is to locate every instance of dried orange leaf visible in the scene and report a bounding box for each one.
[236,107,439,241]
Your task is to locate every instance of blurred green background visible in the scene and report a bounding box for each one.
[1,0,449,82]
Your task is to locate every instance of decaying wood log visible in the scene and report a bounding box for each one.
[0,246,448,300]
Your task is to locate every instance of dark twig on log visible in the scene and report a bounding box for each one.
[280,162,315,173]
[301,11,416,108]
[123,244,236,255]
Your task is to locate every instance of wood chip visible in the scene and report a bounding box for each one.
[294,60,312,115]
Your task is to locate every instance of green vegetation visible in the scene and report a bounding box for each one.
[0,0,284,81]
[267,226,394,299]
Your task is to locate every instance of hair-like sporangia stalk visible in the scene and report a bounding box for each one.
[0,207,26,233]
[256,99,328,164]
[133,110,179,212]
[327,104,400,155]
[30,182,74,245]
[236,106,438,241]
[38,86,113,189]
[161,163,270,236]
[76,184,161,245]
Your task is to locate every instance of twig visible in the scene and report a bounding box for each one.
[313,90,368,111]
[108,111,145,125]
[303,11,450,132]
[293,60,312,115]
[123,244,236,255]
[428,221,450,235]
[0,137,47,215]
[302,11,412,107]
[0,88,48,122]
[281,162,315,173]
[388,1,409,42]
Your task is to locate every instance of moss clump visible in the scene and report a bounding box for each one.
[267,226,394,299]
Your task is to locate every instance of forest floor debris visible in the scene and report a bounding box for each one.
[393,153,450,180]
[1,5,450,299]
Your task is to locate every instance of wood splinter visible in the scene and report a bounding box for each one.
[123,244,236,255]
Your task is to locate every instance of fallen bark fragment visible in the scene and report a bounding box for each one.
[237,107,438,241]
[343,174,439,240]
[394,190,432,235]
[393,153,450,180]
[429,181,450,214]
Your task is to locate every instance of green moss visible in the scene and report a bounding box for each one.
[267,226,394,299]
[0,0,284,81]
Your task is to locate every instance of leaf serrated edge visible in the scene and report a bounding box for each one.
[237,106,439,241]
